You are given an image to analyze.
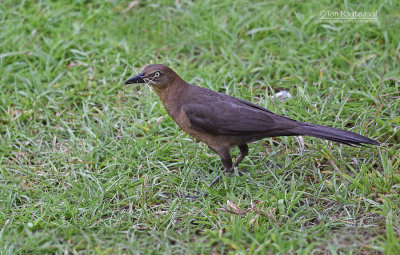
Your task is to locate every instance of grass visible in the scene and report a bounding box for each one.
[1,0,399,254]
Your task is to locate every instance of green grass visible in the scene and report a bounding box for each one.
[1,0,399,254]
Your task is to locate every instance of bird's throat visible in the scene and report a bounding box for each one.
[156,83,186,120]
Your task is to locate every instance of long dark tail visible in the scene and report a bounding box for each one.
[291,122,380,146]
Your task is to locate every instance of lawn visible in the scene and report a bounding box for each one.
[1,0,399,254]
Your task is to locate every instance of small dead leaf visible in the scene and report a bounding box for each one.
[249,214,259,226]
[208,210,217,218]
[9,108,22,118]
[250,200,263,212]
[66,62,79,68]
[228,242,238,250]
[66,62,87,68]
[227,200,239,213]
[268,209,277,222]
[324,179,333,187]
[298,136,305,151]
[218,228,226,238]
[156,116,165,125]
[122,1,139,14]
[216,208,230,213]
[338,219,354,224]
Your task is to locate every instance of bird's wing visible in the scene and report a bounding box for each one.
[183,97,298,136]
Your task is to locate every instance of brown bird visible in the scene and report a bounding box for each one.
[125,64,379,187]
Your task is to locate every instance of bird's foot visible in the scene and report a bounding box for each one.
[183,190,207,200]
[226,168,250,177]
[237,168,250,174]
[208,168,251,188]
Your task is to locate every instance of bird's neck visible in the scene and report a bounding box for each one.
[155,80,188,118]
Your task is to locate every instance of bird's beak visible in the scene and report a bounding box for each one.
[124,72,145,84]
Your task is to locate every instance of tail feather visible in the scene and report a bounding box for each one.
[291,123,379,146]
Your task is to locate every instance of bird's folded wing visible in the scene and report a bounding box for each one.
[183,99,298,136]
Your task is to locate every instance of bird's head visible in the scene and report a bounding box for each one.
[124,64,178,90]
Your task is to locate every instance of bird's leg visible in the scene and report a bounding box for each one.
[186,147,232,199]
[208,173,223,187]
[209,145,249,186]
[208,147,232,188]
[232,144,249,169]
[189,146,248,198]
[226,144,250,177]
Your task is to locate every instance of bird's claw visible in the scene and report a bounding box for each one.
[226,168,250,177]
[183,190,207,200]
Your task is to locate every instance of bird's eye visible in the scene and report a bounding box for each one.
[154,71,160,78]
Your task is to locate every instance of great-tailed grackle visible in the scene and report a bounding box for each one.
[125,64,379,187]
